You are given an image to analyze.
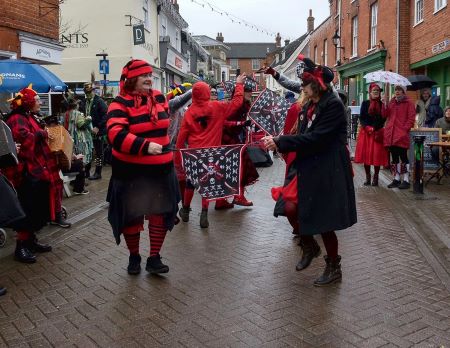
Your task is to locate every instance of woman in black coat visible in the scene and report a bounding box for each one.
[263,64,357,286]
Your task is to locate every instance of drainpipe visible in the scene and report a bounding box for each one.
[396,0,400,73]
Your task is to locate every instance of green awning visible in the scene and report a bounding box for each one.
[410,50,450,69]
[336,50,387,78]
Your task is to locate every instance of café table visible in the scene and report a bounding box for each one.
[426,141,450,185]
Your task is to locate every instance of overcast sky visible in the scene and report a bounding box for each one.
[178,0,331,43]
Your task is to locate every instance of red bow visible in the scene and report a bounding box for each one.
[302,67,327,91]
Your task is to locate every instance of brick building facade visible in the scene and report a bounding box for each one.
[409,0,449,107]
[226,35,277,88]
[0,0,63,63]
[310,0,410,105]
[309,0,449,107]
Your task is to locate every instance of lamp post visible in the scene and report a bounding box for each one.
[96,52,109,97]
[332,30,345,65]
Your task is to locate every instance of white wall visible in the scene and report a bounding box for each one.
[48,0,160,85]
[159,13,181,52]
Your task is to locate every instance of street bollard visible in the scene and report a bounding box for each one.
[413,135,426,194]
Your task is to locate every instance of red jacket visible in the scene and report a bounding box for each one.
[383,96,415,149]
[2,113,62,188]
[176,81,244,149]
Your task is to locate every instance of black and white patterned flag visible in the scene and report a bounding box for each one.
[248,88,291,136]
[180,145,244,200]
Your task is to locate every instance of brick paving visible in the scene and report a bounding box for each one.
[0,159,449,347]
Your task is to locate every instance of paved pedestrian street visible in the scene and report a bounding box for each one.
[0,160,449,348]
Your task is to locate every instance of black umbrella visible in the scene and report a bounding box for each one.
[406,75,437,91]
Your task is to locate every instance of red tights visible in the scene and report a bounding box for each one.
[122,215,167,256]
[302,231,338,259]
[184,187,209,210]
[284,201,299,234]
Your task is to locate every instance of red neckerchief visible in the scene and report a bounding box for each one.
[307,103,316,121]
[368,97,381,115]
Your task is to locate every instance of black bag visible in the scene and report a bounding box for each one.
[0,120,18,168]
[0,174,25,227]
[247,146,273,167]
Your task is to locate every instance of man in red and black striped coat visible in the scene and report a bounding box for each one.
[106,59,180,275]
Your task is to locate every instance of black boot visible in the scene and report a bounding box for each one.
[313,255,342,286]
[146,254,169,274]
[200,209,209,228]
[398,181,410,190]
[15,241,36,263]
[387,179,401,188]
[50,211,71,228]
[179,206,191,222]
[88,165,102,180]
[0,287,6,296]
[127,254,141,275]
[296,237,321,271]
[27,237,52,253]
[363,165,371,186]
[85,162,92,178]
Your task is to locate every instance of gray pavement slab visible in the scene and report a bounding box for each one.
[0,159,449,347]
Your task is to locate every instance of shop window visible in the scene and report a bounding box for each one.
[414,0,424,25]
[230,59,239,69]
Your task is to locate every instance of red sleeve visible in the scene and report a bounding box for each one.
[212,83,244,119]
[8,114,36,163]
[106,102,148,155]
[381,101,390,119]
[176,117,189,149]
[405,101,416,130]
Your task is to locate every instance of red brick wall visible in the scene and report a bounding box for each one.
[227,58,267,87]
[0,0,59,54]
[309,0,411,74]
[410,0,450,65]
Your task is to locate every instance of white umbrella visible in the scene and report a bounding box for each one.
[363,71,411,86]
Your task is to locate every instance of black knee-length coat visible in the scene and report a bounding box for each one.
[275,90,357,235]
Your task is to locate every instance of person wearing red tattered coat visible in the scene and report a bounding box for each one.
[382,85,416,190]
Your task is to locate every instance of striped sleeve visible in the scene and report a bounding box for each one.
[107,102,148,155]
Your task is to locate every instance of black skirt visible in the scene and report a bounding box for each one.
[0,174,25,228]
[14,175,50,232]
[107,163,181,244]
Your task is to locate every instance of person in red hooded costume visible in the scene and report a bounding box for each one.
[176,74,246,228]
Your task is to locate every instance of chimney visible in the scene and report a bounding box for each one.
[275,33,281,48]
[173,0,179,12]
[307,9,315,33]
[216,32,224,42]
[284,39,290,46]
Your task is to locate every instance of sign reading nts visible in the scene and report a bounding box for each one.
[133,24,146,45]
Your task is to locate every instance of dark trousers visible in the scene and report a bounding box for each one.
[389,146,409,164]
[63,159,85,192]
[93,137,104,165]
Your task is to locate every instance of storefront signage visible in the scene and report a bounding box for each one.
[60,33,89,49]
[431,38,449,54]
[166,48,188,74]
[133,24,146,45]
[20,40,62,64]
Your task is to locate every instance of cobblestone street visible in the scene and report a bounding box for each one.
[0,159,449,347]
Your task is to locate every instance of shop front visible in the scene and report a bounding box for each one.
[160,43,189,93]
[337,50,387,105]
[411,48,450,108]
